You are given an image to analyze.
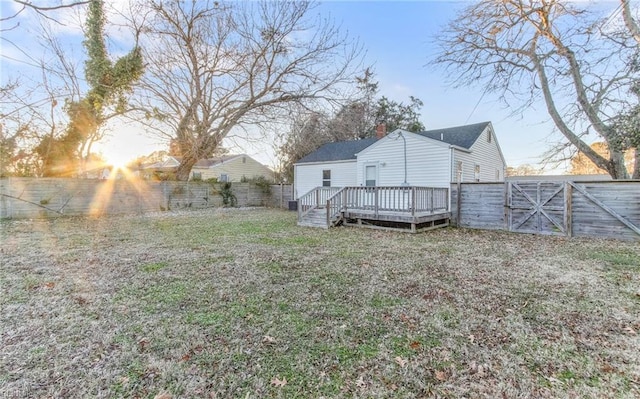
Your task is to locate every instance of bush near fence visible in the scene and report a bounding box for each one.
[0,178,293,219]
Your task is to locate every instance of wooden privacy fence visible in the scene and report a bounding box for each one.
[0,178,293,219]
[451,180,640,240]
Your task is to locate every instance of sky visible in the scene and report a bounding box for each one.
[0,0,623,173]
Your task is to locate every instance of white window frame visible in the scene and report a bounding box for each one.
[456,161,463,182]
[322,169,331,187]
[364,163,378,187]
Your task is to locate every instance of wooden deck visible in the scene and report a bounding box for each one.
[297,186,450,232]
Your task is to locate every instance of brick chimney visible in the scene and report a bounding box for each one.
[376,123,387,139]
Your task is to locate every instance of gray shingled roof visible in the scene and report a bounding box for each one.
[417,121,490,149]
[295,122,491,164]
[296,137,377,164]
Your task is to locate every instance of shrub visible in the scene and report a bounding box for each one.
[219,182,237,207]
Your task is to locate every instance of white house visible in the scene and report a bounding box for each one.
[294,121,506,199]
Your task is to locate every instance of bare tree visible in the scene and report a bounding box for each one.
[506,164,543,177]
[1,1,89,32]
[432,0,640,179]
[135,0,361,181]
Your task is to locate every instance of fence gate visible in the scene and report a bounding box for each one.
[507,181,568,236]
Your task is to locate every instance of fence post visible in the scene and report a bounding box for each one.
[456,182,462,226]
[503,182,508,231]
[564,182,572,237]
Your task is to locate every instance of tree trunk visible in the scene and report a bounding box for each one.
[175,154,197,181]
[609,148,630,179]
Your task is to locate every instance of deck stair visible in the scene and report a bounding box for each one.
[297,208,330,228]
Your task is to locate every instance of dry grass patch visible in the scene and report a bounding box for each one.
[1,208,639,398]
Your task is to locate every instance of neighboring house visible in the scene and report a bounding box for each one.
[140,156,181,180]
[191,154,274,182]
[294,121,506,199]
[141,154,274,182]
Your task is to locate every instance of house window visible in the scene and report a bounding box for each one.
[192,171,202,181]
[220,174,229,182]
[456,161,463,182]
[474,164,480,182]
[487,131,492,143]
[365,165,376,187]
[322,170,331,187]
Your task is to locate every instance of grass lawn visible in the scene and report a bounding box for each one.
[1,208,639,398]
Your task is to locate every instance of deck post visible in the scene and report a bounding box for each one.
[411,187,416,217]
[374,187,379,218]
[342,188,347,213]
[326,199,330,227]
[430,188,434,213]
[316,188,320,208]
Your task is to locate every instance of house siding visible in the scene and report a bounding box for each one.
[294,161,357,198]
[356,133,451,188]
[193,156,274,182]
[452,150,477,182]
[468,125,506,182]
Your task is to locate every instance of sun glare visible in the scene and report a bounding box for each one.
[107,156,129,170]
[89,153,150,217]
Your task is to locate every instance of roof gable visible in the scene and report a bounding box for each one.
[417,121,490,149]
[193,155,239,168]
[296,137,377,164]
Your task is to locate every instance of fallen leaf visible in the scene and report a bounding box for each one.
[44,282,55,289]
[394,356,407,368]
[623,326,637,335]
[270,376,287,388]
[435,370,447,382]
[409,341,421,350]
[601,363,615,373]
[262,335,276,345]
[181,353,191,362]
[355,376,366,388]
[138,337,150,352]
[73,296,88,305]
[154,393,172,399]
[468,334,475,343]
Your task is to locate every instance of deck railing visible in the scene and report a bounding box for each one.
[297,186,342,220]
[322,186,449,225]
[326,188,346,226]
[300,186,449,225]
[342,186,448,217]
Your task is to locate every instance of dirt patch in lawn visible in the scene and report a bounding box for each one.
[1,208,639,398]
